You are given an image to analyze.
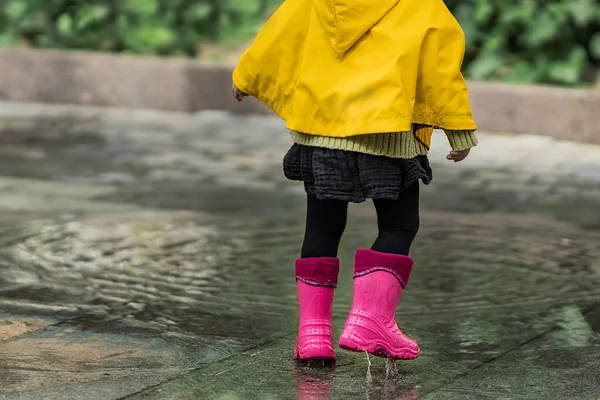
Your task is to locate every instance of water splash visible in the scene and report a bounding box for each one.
[385,357,398,378]
[365,351,372,383]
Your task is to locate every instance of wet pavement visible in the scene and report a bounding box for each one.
[0,102,599,399]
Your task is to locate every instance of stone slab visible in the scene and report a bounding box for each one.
[0,327,186,400]
[0,316,54,341]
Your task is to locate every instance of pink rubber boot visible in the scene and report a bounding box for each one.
[339,249,419,360]
[294,257,339,361]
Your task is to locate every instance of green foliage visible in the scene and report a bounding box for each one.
[0,0,598,86]
[446,0,600,86]
[0,0,281,56]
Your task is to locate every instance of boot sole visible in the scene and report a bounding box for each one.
[339,340,419,360]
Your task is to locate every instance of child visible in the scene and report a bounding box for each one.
[232,0,477,362]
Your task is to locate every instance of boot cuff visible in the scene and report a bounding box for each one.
[295,258,340,288]
[354,249,413,288]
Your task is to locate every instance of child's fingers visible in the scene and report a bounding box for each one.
[232,84,244,102]
[447,151,469,162]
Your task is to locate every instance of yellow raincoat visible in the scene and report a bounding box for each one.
[232,0,477,148]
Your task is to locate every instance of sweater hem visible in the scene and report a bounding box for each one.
[289,131,430,159]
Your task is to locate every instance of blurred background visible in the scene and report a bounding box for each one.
[1,2,600,399]
[0,0,599,87]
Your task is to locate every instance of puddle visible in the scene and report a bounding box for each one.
[0,205,599,398]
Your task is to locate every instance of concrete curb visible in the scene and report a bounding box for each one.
[0,49,598,142]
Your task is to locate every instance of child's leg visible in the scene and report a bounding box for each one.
[301,195,349,258]
[371,183,420,255]
[294,195,348,361]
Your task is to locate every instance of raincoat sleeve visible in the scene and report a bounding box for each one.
[232,0,306,119]
[411,16,477,131]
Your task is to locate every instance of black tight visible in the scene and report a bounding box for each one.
[301,184,420,258]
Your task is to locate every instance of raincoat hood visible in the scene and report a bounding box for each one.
[314,0,401,58]
[233,0,477,143]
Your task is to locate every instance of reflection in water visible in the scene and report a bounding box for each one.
[365,373,419,400]
[293,360,418,400]
[359,353,418,400]
[293,362,335,400]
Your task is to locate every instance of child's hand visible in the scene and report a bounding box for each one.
[446,149,470,163]
[232,83,246,102]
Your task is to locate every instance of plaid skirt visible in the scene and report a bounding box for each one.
[283,144,432,203]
